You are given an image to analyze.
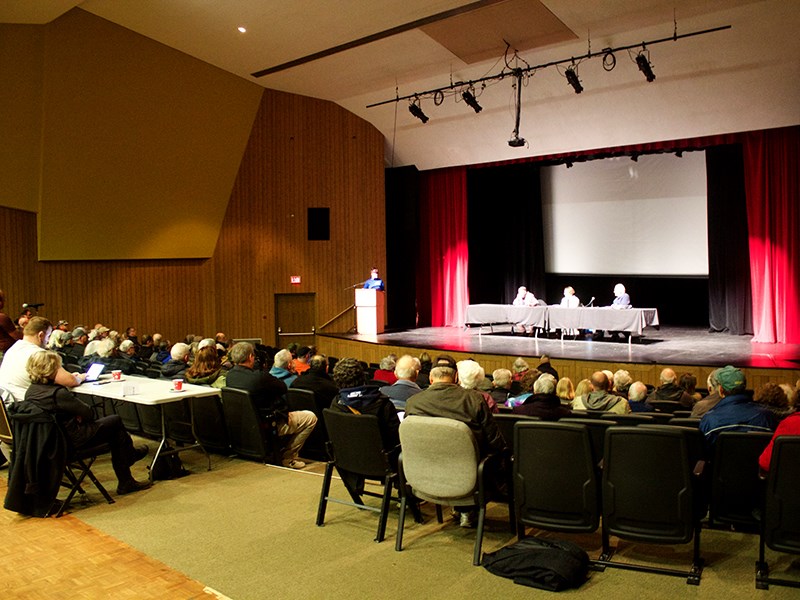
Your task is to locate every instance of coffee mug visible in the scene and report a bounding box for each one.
[112,370,122,381]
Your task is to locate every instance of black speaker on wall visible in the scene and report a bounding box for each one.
[308,207,330,240]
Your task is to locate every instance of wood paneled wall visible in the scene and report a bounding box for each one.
[0,88,385,344]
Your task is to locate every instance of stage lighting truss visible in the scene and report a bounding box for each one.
[368,22,730,142]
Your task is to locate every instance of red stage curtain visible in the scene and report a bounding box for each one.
[419,167,469,327]
[742,126,800,344]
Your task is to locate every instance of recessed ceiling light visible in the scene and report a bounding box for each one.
[237,26,247,33]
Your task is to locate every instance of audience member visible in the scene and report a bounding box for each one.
[555,377,575,405]
[372,355,398,384]
[510,357,529,395]
[378,354,421,411]
[699,365,776,448]
[23,351,150,495]
[627,381,651,412]
[291,354,339,415]
[536,354,559,380]
[269,349,297,387]
[46,329,71,351]
[513,373,572,420]
[68,327,88,361]
[612,369,633,398]
[0,317,85,400]
[416,352,433,389]
[331,357,399,450]
[457,360,498,413]
[758,406,800,471]
[573,378,592,404]
[506,369,541,408]
[572,371,631,414]
[291,346,312,375]
[754,382,794,421]
[405,365,505,458]
[691,369,723,418]
[679,372,703,403]
[646,368,696,410]
[405,364,507,527]
[489,368,513,406]
[0,289,23,355]
[161,342,190,378]
[225,342,316,468]
[185,346,226,387]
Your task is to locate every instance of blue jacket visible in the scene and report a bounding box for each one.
[699,393,776,448]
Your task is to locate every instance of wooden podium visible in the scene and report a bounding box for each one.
[355,288,385,334]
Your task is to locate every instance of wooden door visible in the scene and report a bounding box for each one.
[274,293,316,348]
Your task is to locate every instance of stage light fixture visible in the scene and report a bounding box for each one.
[461,89,482,113]
[635,50,656,82]
[565,67,583,94]
[408,99,429,123]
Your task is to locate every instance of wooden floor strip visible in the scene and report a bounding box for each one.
[1,481,213,600]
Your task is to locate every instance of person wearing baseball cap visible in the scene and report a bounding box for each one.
[699,365,776,448]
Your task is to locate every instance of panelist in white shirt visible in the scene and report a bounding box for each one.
[560,286,580,308]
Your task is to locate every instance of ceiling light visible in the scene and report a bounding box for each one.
[565,67,583,94]
[408,100,429,123]
[635,49,655,82]
[237,26,247,33]
[461,89,482,113]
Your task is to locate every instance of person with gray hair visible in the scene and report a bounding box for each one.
[269,348,297,387]
[691,369,723,418]
[627,381,651,412]
[646,367,695,410]
[512,373,571,420]
[612,369,633,397]
[457,360,498,413]
[379,354,421,410]
[161,342,190,378]
[226,342,316,469]
[373,354,398,385]
[490,368,513,405]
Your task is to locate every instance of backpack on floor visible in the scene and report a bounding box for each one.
[149,445,189,480]
[482,536,589,591]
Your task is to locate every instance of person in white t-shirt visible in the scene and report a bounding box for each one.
[0,316,85,402]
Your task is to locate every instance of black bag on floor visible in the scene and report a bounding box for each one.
[482,536,589,591]
[149,445,189,480]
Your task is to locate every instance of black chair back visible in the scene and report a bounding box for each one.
[710,431,772,529]
[647,400,682,413]
[757,436,800,590]
[558,418,616,467]
[493,413,539,448]
[602,413,654,425]
[190,394,229,453]
[514,422,600,535]
[220,387,281,464]
[599,425,706,584]
[668,417,701,428]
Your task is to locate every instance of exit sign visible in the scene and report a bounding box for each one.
[290,275,301,284]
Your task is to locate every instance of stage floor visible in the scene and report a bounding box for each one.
[329,325,800,370]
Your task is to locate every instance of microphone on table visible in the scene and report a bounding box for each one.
[586,297,595,307]
[22,302,45,309]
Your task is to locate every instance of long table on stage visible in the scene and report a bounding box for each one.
[76,376,219,481]
[464,304,548,331]
[464,304,659,338]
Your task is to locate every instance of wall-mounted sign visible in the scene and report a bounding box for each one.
[290,275,301,285]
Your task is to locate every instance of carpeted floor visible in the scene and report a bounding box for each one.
[65,447,800,600]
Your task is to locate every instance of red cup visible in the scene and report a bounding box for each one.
[172,379,184,391]
[112,370,122,381]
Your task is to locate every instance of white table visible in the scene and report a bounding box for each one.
[464,304,548,333]
[76,376,220,481]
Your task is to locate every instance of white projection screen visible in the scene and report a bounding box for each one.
[541,152,709,276]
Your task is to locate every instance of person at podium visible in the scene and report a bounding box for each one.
[363,268,385,291]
